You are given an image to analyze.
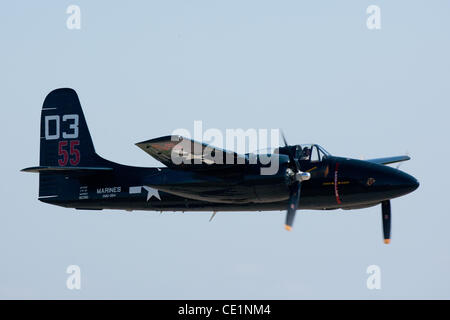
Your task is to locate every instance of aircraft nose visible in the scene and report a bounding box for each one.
[365,164,419,200]
[400,172,419,192]
[389,169,419,196]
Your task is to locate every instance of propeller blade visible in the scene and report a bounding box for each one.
[279,131,303,173]
[381,200,391,244]
[285,181,302,231]
[281,130,288,147]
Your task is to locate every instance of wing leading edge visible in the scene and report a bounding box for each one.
[366,155,410,165]
[135,135,247,170]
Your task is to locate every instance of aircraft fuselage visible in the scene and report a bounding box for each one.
[40,156,418,213]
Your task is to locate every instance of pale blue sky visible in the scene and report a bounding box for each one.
[1,1,449,298]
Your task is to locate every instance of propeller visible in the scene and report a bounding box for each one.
[281,132,311,231]
[381,200,391,244]
[285,181,301,231]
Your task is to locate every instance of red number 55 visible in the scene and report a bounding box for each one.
[58,140,80,166]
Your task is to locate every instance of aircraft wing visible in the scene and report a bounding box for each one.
[366,155,410,165]
[135,135,247,169]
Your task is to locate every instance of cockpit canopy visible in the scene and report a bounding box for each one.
[298,144,331,162]
[250,144,331,162]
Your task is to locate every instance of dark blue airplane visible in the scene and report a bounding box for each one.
[22,88,419,244]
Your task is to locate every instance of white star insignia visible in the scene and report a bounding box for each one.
[142,186,161,201]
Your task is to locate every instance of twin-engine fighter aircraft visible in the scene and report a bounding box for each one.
[22,89,419,243]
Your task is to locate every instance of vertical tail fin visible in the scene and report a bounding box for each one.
[40,88,103,167]
[31,88,110,200]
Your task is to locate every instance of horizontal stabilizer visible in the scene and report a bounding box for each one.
[21,166,113,173]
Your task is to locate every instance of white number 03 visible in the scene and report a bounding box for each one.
[44,114,79,140]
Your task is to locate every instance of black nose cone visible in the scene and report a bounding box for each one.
[403,172,419,193]
[367,164,419,200]
[391,170,419,196]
